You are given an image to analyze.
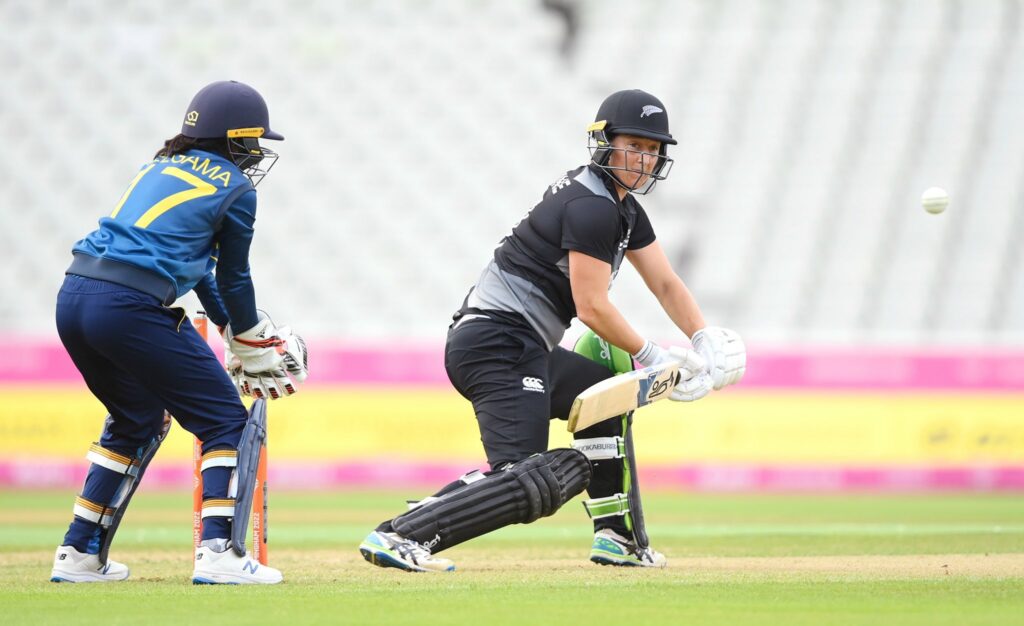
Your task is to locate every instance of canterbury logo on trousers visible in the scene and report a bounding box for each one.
[522,377,545,392]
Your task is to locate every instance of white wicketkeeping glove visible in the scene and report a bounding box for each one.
[690,327,746,390]
[225,313,308,400]
[277,326,309,383]
[222,339,245,395]
[632,340,712,402]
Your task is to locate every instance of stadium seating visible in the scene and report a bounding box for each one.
[1,0,1021,345]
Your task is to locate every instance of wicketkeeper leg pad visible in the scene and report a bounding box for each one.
[94,416,171,565]
[199,448,238,542]
[230,399,268,557]
[389,448,591,553]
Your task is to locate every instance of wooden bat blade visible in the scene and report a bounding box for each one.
[567,362,680,432]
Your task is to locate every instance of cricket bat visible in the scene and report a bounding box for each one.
[567,361,682,433]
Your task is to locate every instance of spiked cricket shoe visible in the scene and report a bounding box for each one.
[589,529,667,568]
[192,545,282,584]
[359,530,455,573]
[50,545,129,582]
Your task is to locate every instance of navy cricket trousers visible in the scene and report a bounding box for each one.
[56,274,248,452]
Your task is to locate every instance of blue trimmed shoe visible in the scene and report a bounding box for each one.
[50,546,129,582]
[589,529,667,567]
[191,545,282,584]
[359,531,455,573]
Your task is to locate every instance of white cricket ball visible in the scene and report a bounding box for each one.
[921,187,949,214]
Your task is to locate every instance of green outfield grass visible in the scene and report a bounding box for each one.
[1,490,1022,625]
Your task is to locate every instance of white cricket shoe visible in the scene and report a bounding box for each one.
[589,529,667,568]
[50,545,130,583]
[192,546,283,585]
[359,530,455,573]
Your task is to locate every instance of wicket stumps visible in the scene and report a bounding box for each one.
[191,312,269,565]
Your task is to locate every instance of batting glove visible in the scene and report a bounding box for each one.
[632,339,675,368]
[666,346,713,402]
[634,341,711,402]
[691,327,746,390]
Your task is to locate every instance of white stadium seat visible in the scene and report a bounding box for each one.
[1,0,1022,346]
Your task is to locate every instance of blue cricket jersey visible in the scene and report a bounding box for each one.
[69,149,259,331]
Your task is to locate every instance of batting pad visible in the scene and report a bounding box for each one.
[390,448,591,553]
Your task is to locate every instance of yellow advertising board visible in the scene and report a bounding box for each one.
[2,387,1022,465]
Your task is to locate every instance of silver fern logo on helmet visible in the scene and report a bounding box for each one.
[640,105,664,118]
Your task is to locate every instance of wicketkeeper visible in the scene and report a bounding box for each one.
[50,81,307,585]
[359,89,745,572]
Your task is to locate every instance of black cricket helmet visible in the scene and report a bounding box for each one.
[588,89,676,195]
[181,80,283,186]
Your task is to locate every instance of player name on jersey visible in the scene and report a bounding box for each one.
[154,153,234,187]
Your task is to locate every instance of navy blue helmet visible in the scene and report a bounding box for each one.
[179,81,283,186]
[181,81,284,141]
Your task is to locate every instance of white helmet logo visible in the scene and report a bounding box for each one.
[640,105,664,118]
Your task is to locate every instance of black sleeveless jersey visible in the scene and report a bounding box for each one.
[463,164,656,349]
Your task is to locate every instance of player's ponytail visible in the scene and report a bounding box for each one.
[154,134,232,160]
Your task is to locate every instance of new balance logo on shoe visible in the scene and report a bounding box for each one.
[243,560,259,574]
[522,377,545,392]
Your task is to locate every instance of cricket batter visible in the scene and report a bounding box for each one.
[50,81,307,585]
[360,89,745,572]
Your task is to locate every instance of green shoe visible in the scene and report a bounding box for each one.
[590,529,667,568]
[359,531,455,573]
